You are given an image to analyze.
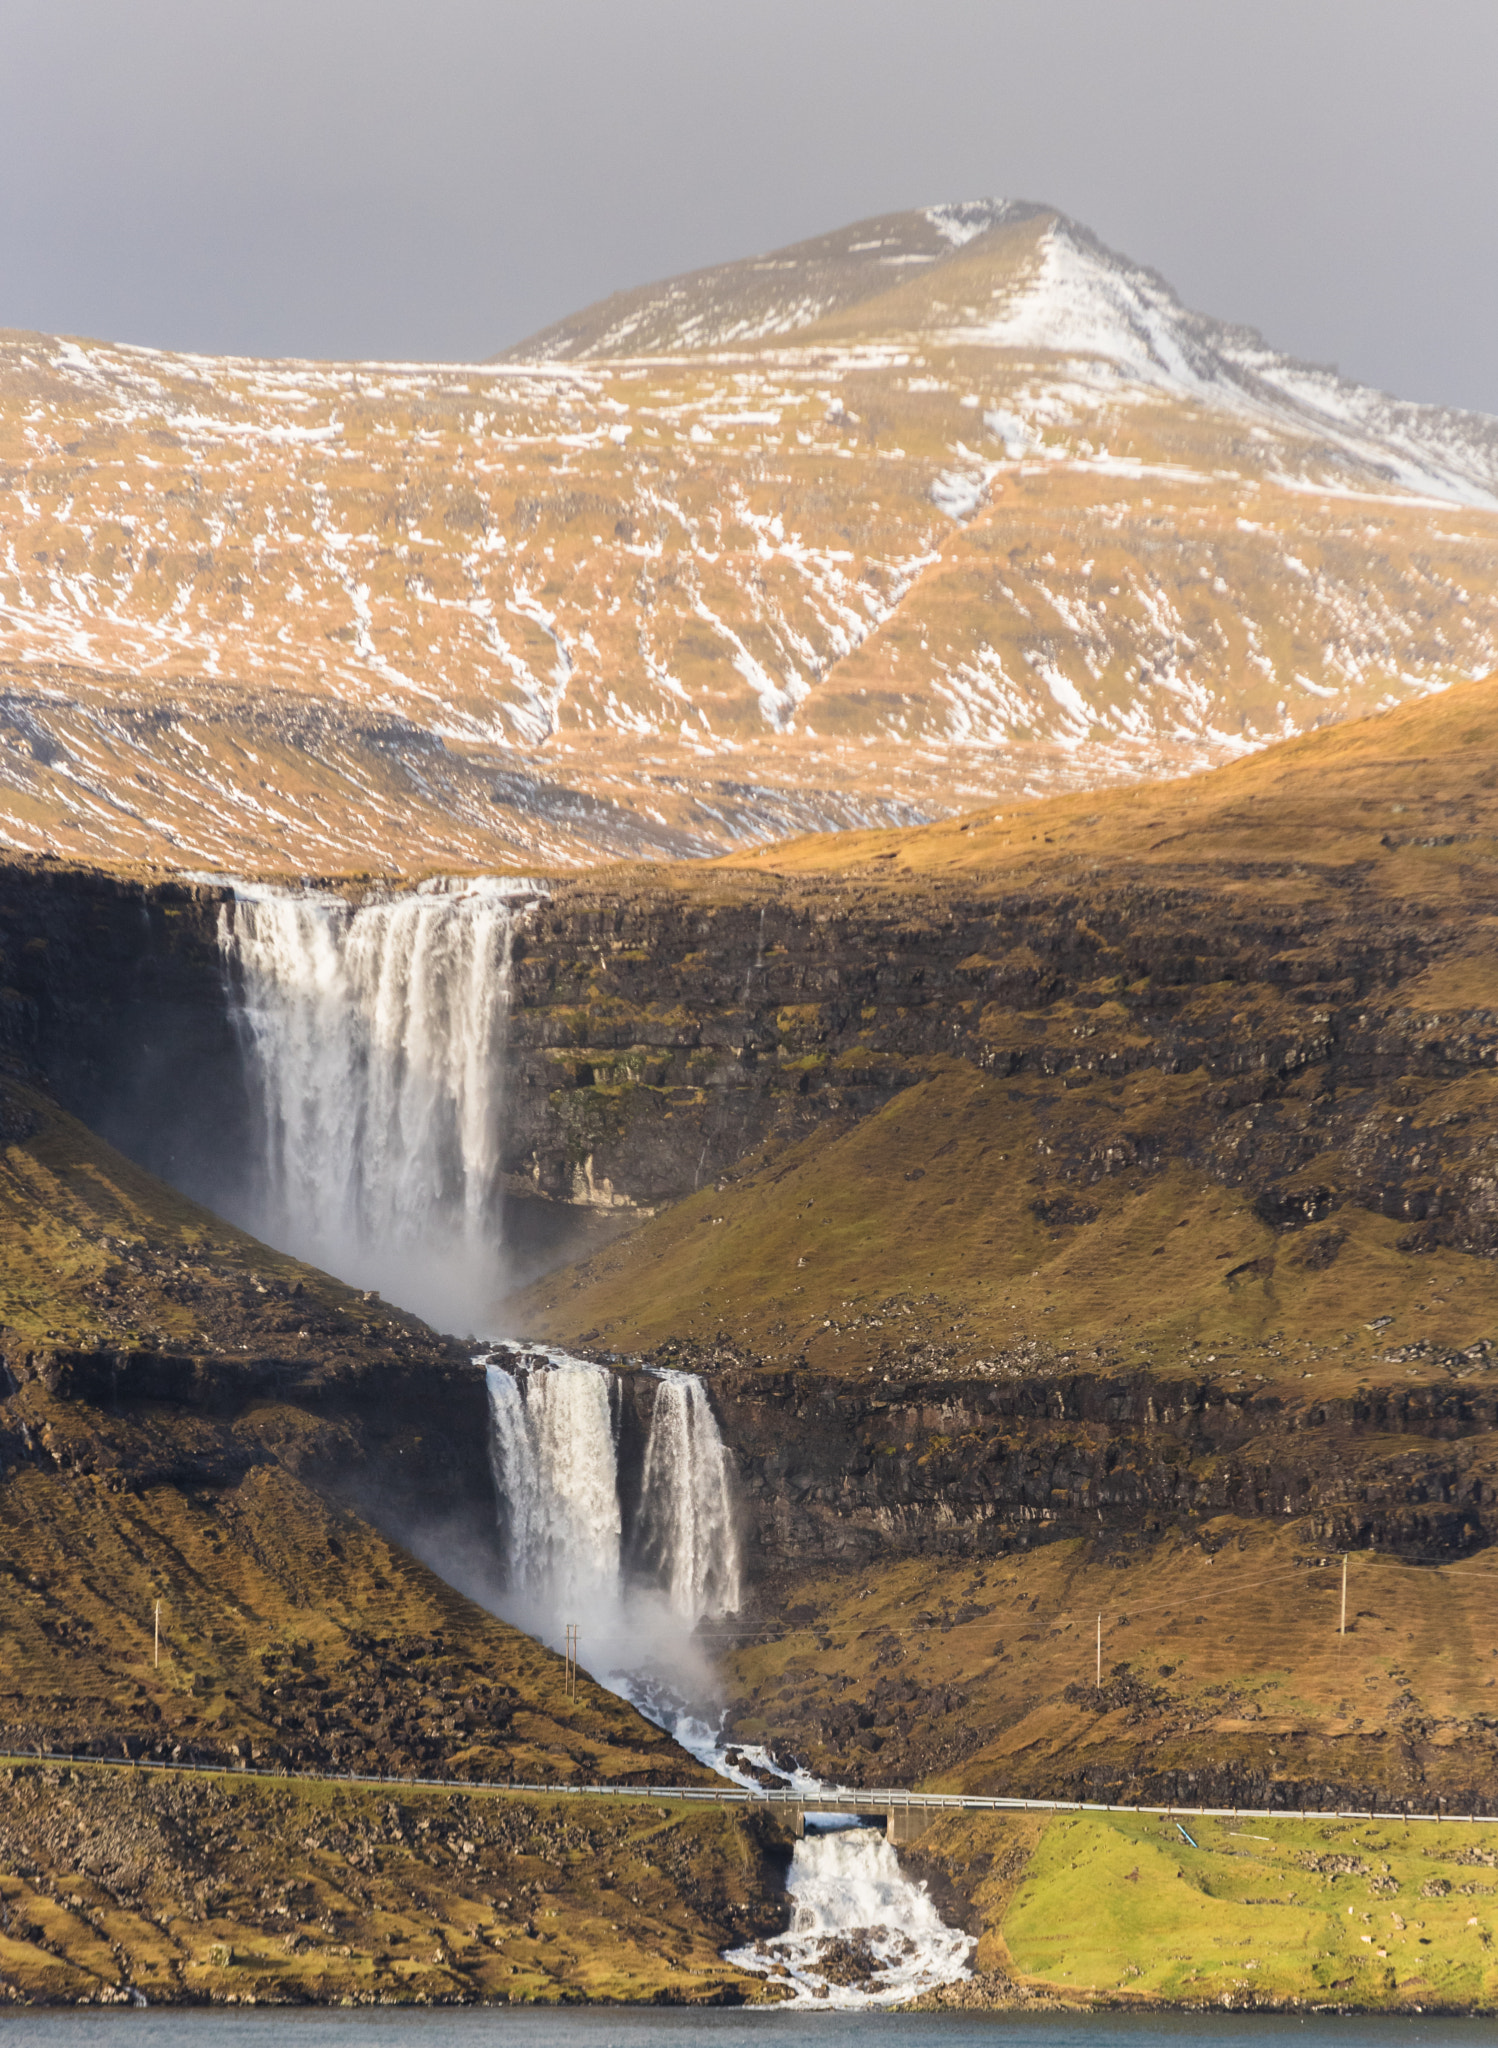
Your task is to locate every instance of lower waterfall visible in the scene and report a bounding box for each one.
[726,1822,975,2007]
[483,1348,972,2006]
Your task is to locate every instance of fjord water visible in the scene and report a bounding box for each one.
[219,879,534,1332]
[11,2012,1491,2043]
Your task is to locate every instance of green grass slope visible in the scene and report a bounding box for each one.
[913,1809,1498,2012]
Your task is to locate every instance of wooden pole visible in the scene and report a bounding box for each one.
[1096,1613,1102,1688]
[1340,1555,1347,1638]
[154,1601,160,1668]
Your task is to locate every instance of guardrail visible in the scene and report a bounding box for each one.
[3,1752,1492,1827]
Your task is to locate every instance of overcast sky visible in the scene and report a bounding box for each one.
[4,0,1496,413]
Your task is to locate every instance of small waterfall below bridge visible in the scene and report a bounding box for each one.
[727,1822,975,2007]
[218,878,539,1332]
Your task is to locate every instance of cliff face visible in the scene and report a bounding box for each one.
[705,1367,1498,1567]
[0,864,246,1203]
[5,787,1498,1273]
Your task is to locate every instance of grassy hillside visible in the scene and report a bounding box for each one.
[0,1765,791,2006]
[719,1525,1498,1810]
[0,1073,709,1788]
[721,664,1498,897]
[518,673,1498,1368]
[911,1807,1498,2011]
[517,1058,1498,1381]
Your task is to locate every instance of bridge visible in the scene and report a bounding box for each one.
[11,1754,1492,1842]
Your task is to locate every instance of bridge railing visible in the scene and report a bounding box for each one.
[0,1754,1489,1827]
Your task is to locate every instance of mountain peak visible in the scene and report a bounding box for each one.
[498,198,1051,361]
[501,199,1498,511]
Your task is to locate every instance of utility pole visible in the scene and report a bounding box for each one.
[564,1623,578,1701]
[1339,1554,1348,1638]
[1096,1613,1102,1689]
[154,1601,160,1669]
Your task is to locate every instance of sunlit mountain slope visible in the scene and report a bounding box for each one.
[1,201,1495,873]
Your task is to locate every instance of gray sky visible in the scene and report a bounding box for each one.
[4,0,1497,413]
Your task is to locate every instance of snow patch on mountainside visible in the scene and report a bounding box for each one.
[951,219,1498,512]
[923,199,1024,248]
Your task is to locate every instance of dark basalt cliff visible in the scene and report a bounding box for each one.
[5,856,1498,1253]
[705,1367,1498,1564]
[3,852,1498,1556]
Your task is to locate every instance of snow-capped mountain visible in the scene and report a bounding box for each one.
[513,200,1498,511]
[0,201,1494,875]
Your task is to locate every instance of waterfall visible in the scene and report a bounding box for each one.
[726,1825,974,2006]
[637,1374,742,1619]
[219,878,537,1332]
[484,1349,740,1657]
[485,1355,622,1621]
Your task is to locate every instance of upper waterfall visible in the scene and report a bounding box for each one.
[218,878,540,1332]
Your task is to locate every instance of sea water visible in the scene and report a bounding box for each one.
[7,2003,1489,2042]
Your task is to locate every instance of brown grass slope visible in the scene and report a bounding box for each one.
[722,663,1498,895]
[523,671,1498,1369]
[0,1076,709,1788]
[498,201,1051,360]
[0,1764,791,2007]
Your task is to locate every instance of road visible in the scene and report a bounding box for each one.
[8,1752,1492,1828]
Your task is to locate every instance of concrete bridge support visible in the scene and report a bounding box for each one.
[886,1806,939,1846]
[785,1804,941,1844]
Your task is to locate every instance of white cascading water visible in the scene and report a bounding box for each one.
[726,1823,975,2007]
[483,1349,740,1652]
[637,1372,742,1618]
[484,1353,623,1622]
[219,878,536,1333]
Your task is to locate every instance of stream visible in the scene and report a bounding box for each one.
[484,1345,977,2006]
